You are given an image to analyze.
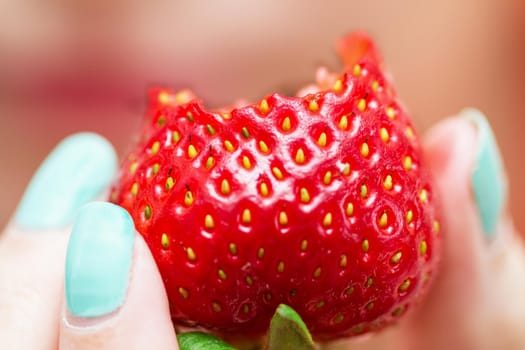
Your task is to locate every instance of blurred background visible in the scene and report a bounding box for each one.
[1,0,524,232]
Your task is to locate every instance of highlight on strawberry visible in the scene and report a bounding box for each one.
[110,31,442,347]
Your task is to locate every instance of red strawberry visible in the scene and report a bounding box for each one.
[110,32,441,341]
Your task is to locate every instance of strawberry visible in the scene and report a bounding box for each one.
[110,32,441,341]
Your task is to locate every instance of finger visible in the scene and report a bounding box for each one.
[0,133,116,350]
[422,111,487,298]
[406,111,485,349]
[408,109,524,349]
[10,132,117,233]
[0,233,69,350]
[59,202,178,350]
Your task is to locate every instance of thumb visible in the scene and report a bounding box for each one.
[59,202,179,350]
[408,109,525,350]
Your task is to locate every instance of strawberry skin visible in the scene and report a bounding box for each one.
[110,33,441,340]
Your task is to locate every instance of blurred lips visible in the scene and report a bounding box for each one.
[32,75,135,106]
[16,70,141,107]
[1,51,145,107]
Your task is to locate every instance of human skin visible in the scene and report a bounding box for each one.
[1,110,524,350]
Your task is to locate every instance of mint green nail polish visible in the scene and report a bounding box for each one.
[65,202,135,318]
[461,109,507,238]
[15,133,117,229]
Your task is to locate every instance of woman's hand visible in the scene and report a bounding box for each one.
[0,133,179,349]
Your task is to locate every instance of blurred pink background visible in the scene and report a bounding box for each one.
[1,0,524,232]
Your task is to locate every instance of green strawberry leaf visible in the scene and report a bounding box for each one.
[178,331,237,350]
[265,304,317,350]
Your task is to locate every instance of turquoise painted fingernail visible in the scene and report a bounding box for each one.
[65,202,135,318]
[461,108,507,238]
[15,133,117,229]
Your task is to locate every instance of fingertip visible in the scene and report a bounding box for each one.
[420,114,486,296]
[15,133,117,231]
[418,110,516,311]
[460,108,508,237]
[424,109,510,241]
[423,116,478,184]
[65,202,134,319]
[61,203,178,349]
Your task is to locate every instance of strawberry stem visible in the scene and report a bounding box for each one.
[178,331,236,350]
[265,304,317,350]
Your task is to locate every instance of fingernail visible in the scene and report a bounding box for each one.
[460,108,507,238]
[65,202,135,318]
[15,133,117,230]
